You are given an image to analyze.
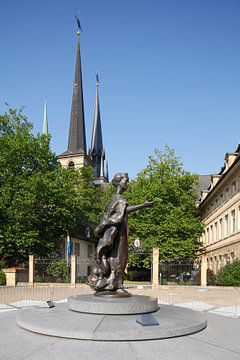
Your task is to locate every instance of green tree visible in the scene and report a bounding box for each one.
[126,146,203,269]
[0,109,103,266]
[217,260,240,286]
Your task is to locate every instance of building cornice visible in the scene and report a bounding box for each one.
[199,154,240,209]
[201,232,240,253]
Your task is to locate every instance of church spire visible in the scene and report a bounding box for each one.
[90,74,105,177]
[67,28,87,154]
[42,98,48,135]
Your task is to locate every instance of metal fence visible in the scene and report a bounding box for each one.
[34,258,70,283]
[159,261,195,285]
[0,284,239,318]
[0,284,92,310]
[126,285,240,318]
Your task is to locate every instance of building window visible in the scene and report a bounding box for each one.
[68,161,75,169]
[232,181,236,195]
[225,253,230,265]
[206,228,209,245]
[219,218,223,240]
[226,188,229,199]
[210,225,213,244]
[238,206,240,231]
[214,256,218,273]
[211,203,214,213]
[75,243,80,256]
[225,214,229,237]
[88,245,92,258]
[220,193,223,205]
[237,177,240,191]
[209,257,213,270]
[231,209,236,233]
[214,222,218,242]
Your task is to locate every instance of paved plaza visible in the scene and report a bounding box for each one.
[1,285,240,359]
[1,306,240,360]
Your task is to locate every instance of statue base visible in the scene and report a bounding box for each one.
[17,294,207,341]
[94,288,132,298]
[68,294,158,315]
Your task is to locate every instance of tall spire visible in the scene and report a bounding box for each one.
[42,98,48,135]
[67,29,87,154]
[90,75,105,177]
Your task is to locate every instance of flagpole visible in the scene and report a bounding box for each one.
[67,231,71,266]
[67,232,69,266]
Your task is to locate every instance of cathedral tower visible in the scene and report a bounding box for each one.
[58,28,93,169]
[89,75,108,183]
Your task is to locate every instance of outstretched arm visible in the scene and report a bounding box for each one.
[126,200,155,214]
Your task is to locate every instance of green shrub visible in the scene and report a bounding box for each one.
[47,260,69,280]
[128,269,151,281]
[178,280,193,286]
[0,270,6,285]
[217,260,240,286]
[123,273,130,281]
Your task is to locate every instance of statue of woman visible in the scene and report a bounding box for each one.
[88,172,154,292]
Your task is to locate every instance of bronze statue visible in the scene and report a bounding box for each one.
[88,172,154,293]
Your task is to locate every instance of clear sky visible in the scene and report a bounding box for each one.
[1,0,240,180]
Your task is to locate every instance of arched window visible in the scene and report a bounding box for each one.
[68,161,75,169]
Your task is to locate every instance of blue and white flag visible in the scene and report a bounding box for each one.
[67,232,72,257]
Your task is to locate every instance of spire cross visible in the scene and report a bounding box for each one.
[96,73,100,86]
[75,14,82,37]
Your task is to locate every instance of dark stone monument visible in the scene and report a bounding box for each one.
[88,172,154,294]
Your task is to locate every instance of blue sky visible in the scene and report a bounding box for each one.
[1,0,240,180]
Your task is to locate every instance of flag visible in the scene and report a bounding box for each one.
[67,232,72,257]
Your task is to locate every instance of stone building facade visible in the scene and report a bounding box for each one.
[198,145,240,274]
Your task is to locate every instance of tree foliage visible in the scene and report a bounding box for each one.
[126,146,203,269]
[46,260,69,280]
[217,260,240,286]
[0,109,103,266]
[0,270,6,285]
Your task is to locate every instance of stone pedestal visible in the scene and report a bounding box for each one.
[152,247,159,286]
[28,255,34,285]
[2,268,28,286]
[17,294,207,341]
[3,268,17,286]
[201,256,207,286]
[71,255,76,285]
[68,294,159,315]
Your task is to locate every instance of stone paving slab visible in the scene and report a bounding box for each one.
[1,285,239,359]
[1,310,240,360]
[16,304,207,341]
